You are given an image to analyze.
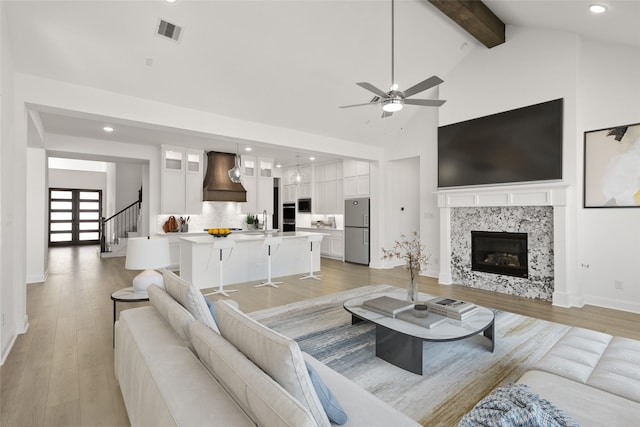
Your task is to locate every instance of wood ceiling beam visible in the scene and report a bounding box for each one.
[428,0,505,48]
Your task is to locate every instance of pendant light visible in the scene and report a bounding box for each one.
[228,143,242,183]
[292,155,304,185]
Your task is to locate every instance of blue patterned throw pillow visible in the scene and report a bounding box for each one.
[459,383,580,427]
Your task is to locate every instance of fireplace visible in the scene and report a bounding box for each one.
[471,231,528,278]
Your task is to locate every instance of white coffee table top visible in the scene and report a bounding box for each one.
[344,289,495,341]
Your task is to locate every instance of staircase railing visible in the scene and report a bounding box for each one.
[100,188,142,253]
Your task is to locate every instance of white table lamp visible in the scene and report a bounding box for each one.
[125,236,171,294]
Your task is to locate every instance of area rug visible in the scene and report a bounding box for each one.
[249,285,571,427]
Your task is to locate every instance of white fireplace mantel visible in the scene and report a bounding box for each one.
[436,183,575,307]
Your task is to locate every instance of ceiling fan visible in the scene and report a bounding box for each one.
[339,0,446,118]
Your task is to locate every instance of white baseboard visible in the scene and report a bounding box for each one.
[0,333,17,366]
[582,295,640,315]
[27,270,48,284]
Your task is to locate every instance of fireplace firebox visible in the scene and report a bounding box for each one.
[471,231,528,278]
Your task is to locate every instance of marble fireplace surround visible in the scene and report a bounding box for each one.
[437,183,572,307]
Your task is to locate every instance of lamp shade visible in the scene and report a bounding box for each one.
[125,237,171,270]
[125,237,171,294]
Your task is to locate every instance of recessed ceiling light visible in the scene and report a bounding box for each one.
[103,126,114,133]
[276,164,282,168]
[589,4,607,14]
[309,156,315,161]
[165,0,176,3]
[244,147,252,152]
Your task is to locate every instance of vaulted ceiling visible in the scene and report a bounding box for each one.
[5,0,640,166]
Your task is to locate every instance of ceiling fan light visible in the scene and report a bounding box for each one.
[382,98,403,112]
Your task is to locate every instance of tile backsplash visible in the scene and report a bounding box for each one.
[157,202,248,232]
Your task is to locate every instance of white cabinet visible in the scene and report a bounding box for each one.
[283,184,296,203]
[298,183,312,199]
[316,180,343,214]
[298,228,343,259]
[161,146,203,214]
[321,229,343,259]
[343,160,370,198]
[242,156,274,214]
[314,161,343,214]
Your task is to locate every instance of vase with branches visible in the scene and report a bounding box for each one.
[381,231,431,302]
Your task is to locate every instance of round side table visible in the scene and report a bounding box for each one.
[111,287,149,347]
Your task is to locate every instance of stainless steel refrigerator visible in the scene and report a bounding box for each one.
[344,198,370,265]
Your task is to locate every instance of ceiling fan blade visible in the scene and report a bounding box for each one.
[382,110,393,118]
[404,98,447,107]
[356,82,390,98]
[402,76,444,98]
[339,101,380,109]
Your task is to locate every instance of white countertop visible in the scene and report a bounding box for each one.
[179,230,326,244]
[298,227,343,231]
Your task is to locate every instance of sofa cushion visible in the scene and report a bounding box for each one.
[216,300,331,427]
[148,284,195,349]
[162,269,220,333]
[190,321,317,427]
[533,327,640,403]
[518,370,640,427]
[533,328,612,384]
[588,336,640,403]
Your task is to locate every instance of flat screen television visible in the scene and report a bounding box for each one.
[438,98,563,188]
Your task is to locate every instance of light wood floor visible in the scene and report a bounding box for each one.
[2,245,640,427]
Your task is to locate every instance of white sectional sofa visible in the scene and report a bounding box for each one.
[462,327,640,426]
[114,270,420,427]
[517,328,640,426]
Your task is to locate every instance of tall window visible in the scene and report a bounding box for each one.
[49,189,102,246]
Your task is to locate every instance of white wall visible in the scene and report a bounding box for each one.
[116,162,143,211]
[377,106,440,277]
[49,169,107,195]
[577,41,640,312]
[440,25,640,313]
[26,147,48,284]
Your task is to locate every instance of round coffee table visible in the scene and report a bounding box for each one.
[343,289,495,375]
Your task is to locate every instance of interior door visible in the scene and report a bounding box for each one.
[49,188,102,246]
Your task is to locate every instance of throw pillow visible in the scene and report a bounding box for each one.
[205,297,219,325]
[304,360,348,425]
[215,300,331,427]
[161,269,220,334]
[147,284,195,346]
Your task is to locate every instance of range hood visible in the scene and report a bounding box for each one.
[203,151,247,202]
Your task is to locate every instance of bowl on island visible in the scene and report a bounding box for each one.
[208,228,231,237]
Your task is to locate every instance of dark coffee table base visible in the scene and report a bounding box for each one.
[352,315,495,375]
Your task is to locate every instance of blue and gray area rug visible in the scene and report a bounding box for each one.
[250,285,571,427]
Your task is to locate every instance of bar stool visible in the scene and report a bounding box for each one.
[204,239,237,297]
[255,236,283,288]
[300,234,323,280]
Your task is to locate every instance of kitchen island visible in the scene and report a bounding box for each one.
[178,231,326,290]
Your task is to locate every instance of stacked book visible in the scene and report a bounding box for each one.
[425,297,479,321]
[361,296,414,318]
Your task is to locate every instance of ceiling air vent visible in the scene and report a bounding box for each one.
[156,18,182,42]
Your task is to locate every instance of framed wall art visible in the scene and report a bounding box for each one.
[584,122,640,208]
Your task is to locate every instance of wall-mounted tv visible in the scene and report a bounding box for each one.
[438,98,563,188]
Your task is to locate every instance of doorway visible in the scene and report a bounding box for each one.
[49,188,102,246]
